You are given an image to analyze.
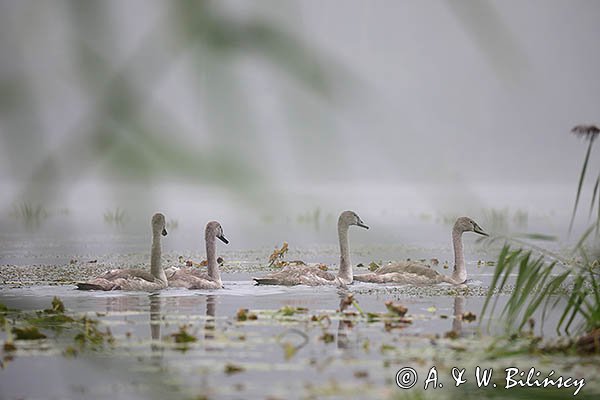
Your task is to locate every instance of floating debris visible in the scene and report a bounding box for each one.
[3,342,16,352]
[310,314,331,328]
[224,363,245,374]
[319,332,335,343]
[380,344,396,353]
[47,297,65,314]
[339,294,354,312]
[282,342,298,360]
[171,326,197,344]
[181,257,224,268]
[384,320,410,331]
[236,308,257,321]
[461,312,477,322]
[353,370,369,379]
[63,346,78,358]
[13,326,46,340]
[368,262,380,272]
[268,242,289,267]
[430,258,439,266]
[444,330,459,340]
[384,301,407,317]
[276,306,308,317]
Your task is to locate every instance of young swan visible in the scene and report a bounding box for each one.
[76,213,169,291]
[354,217,488,285]
[253,210,369,286]
[167,221,229,289]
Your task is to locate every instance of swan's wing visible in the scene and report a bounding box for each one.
[76,278,118,291]
[115,277,167,291]
[168,268,220,289]
[355,261,445,284]
[101,268,156,283]
[254,265,336,286]
[77,268,158,290]
[376,261,435,276]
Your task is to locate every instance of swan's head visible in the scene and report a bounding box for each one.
[455,217,488,236]
[206,221,229,244]
[152,213,168,236]
[339,210,369,230]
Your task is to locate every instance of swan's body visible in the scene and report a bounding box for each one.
[253,211,368,286]
[354,217,487,285]
[167,221,228,289]
[76,213,169,291]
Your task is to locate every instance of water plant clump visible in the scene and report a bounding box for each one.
[12,326,47,340]
[10,202,48,228]
[103,207,127,226]
[171,325,197,344]
[482,235,600,343]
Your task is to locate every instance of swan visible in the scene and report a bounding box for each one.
[354,217,488,285]
[76,213,169,291]
[253,210,368,286]
[167,221,229,289]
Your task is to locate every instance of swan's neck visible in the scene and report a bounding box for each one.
[450,227,466,284]
[206,233,221,285]
[452,296,464,333]
[150,232,167,284]
[337,222,352,284]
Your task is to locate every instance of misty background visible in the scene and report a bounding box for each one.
[1,0,599,254]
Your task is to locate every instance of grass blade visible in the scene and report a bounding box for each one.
[569,140,593,233]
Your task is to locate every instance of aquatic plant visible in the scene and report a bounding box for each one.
[297,207,322,229]
[236,308,257,321]
[45,296,65,314]
[10,202,48,228]
[12,326,47,340]
[224,363,244,375]
[103,207,127,225]
[171,326,198,344]
[482,228,600,338]
[569,124,600,233]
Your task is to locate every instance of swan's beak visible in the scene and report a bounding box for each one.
[357,221,369,230]
[218,235,229,244]
[162,228,168,236]
[473,225,488,237]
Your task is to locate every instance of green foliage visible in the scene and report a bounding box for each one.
[275,305,308,317]
[12,326,47,340]
[171,326,197,344]
[45,297,65,314]
[482,238,600,336]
